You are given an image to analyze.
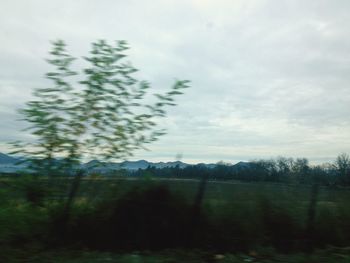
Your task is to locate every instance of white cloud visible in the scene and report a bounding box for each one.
[0,0,350,163]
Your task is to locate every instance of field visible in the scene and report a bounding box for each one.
[1,176,350,262]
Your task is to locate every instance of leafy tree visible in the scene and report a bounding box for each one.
[334,153,350,184]
[291,158,309,177]
[10,40,189,236]
[12,40,189,175]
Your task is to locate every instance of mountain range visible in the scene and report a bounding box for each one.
[0,152,19,164]
[0,152,251,174]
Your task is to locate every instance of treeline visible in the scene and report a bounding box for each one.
[130,154,350,186]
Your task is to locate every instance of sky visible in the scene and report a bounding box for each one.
[0,0,350,164]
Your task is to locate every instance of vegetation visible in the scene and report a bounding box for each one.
[130,154,350,186]
[1,170,350,261]
[11,40,189,174]
[5,39,189,260]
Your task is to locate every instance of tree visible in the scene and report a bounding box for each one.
[11,40,189,236]
[12,40,189,175]
[334,153,350,184]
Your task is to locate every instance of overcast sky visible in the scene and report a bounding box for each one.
[0,0,349,164]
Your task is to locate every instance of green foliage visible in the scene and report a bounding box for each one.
[0,200,48,249]
[12,40,78,175]
[12,40,189,174]
[2,177,350,257]
[19,175,49,205]
[334,153,350,184]
[63,182,191,250]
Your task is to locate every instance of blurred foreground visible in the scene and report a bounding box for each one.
[2,248,350,263]
[1,176,350,262]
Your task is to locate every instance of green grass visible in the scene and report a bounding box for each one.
[2,176,350,259]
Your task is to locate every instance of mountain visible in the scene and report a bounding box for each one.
[84,160,190,173]
[231,161,254,171]
[0,153,19,164]
[198,163,217,169]
[120,160,151,170]
[0,153,28,173]
[0,152,254,174]
[148,161,189,169]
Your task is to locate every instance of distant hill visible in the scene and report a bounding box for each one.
[0,153,19,164]
[231,161,254,171]
[0,152,254,174]
[0,153,28,173]
[81,159,191,173]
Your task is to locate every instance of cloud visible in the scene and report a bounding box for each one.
[0,0,350,163]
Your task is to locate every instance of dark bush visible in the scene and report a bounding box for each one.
[63,182,191,250]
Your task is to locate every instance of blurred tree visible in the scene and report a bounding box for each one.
[11,39,189,236]
[12,40,189,175]
[334,153,350,184]
[12,40,78,176]
[292,158,309,174]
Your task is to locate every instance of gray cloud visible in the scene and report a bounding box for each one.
[0,0,350,163]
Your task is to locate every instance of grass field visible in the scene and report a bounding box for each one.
[1,176,350,262]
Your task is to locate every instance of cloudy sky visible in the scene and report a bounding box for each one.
[0,0,349,164]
